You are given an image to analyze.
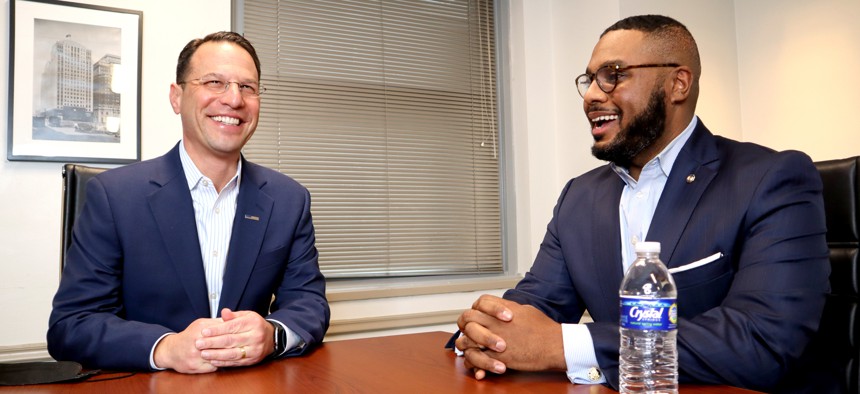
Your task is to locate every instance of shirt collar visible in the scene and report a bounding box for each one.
[610,116,698,184]
[178,140,242,190]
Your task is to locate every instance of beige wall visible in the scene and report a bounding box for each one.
[0,0,858,356]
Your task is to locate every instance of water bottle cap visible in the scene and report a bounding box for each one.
[634,241,661,253]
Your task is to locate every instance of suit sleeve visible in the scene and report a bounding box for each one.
[47,177,173,371]
[503,178,588,322]
[266,187,330,356]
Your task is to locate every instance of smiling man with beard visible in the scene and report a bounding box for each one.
[452,14,830,393]
[590,87,666,168]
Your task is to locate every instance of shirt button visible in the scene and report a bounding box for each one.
[209,292,217,300]
[202,180,209,187]
[212,250,218,257]
[215,207,221,214]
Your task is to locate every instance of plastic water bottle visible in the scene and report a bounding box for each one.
[619,241,678,393]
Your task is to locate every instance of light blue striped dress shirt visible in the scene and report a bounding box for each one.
[179,142,300,356]
[148,142,298,369]
[562,116,697,384]
[179,142,241,319]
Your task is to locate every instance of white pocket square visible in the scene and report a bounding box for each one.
[668,252,723,274]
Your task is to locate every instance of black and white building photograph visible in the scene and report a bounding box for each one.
[32,20,122,143]
[7,0,141,163]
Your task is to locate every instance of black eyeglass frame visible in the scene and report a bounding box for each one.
[575,63,680,98]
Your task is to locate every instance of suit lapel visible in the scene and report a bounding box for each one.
[647,122,720,267]
[147,147,211,318]
[218,163,273,312]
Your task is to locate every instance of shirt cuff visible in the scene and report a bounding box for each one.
[267,319,303,357]
[150,332,175,370]
[561,323,605,384]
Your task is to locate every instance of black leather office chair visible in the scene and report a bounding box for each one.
[61,164,108,271]
[779,157,860,393]
[815,156,860,393]
[780,156,860,393]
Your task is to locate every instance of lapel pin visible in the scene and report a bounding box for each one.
[244,214,260,221]
[686,174,696,184]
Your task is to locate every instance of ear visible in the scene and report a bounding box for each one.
[169,83,183,114]
[668,66,693,104]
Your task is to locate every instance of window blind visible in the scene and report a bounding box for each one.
[240,0,501,278]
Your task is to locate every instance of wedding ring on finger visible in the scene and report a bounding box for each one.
[239,346,247,359]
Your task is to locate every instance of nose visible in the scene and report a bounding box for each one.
[582,79,607,106]
[219,82,245,107]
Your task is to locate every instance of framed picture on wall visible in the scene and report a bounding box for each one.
[7,0,142,163]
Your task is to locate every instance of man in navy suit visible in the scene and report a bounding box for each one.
[454,15,829,392]
[48,32,329,373]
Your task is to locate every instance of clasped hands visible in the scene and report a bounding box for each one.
[153,308,274,374]
[455,295,566,380]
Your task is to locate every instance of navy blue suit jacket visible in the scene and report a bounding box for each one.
[48,144,330,370]
[504,121,830,391]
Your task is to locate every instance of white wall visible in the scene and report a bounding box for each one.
[734,0,860,160]
[0,0,232,348]
[2,0,859,355]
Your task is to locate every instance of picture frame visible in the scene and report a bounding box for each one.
[7,0,142,163]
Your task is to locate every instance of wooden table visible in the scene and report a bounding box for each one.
[0,331,763,393]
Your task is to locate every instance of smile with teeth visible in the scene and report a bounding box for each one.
[211,115,240,126]
[591,114,619,126]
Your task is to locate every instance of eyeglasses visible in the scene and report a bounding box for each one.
[179,78,266,98]
[575,63,679,98]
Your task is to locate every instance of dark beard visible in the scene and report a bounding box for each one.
[591,88,666,167]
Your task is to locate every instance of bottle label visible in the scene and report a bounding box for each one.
[619,297,678,331]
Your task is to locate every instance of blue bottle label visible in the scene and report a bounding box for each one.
[619,297,678,330]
